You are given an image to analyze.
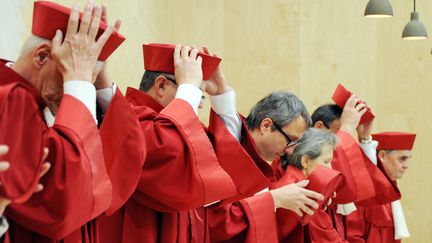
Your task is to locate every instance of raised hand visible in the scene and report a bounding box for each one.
[52,1,115,83]
[94,4,122,89]
[339,95,367,134]
[357,120,374,142]
[201,46,229,95]
[173,45,203,88]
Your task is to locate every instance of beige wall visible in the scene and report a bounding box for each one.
[12,0,432,242]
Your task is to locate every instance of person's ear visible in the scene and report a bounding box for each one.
[32,44,51,69]
[260,118,273,135]
[154,76,169,97]
[300,155,310,169]
[313,121,325,129]
[377,150,387,163]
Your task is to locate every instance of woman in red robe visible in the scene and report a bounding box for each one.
[274,128,344,243]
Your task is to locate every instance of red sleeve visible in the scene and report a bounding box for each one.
[99,89,146,215]
[308,210,348,243]
[207,110,270,203]
[6,94,111,240]
[208,192,278,243]
[332,131,374,203]
[355,154,400,207]
[0,86,45,203]
[132,99,237,212]
[346,208,367,243]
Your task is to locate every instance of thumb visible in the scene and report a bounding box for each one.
[296,179,309,188]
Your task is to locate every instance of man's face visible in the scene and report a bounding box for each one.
[327,119,341,134]
[379,150,412,181]
[259,116,308,161]
[313,118,341,134]
[36,57,64,115]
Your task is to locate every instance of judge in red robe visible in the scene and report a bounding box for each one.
[1,2,145,242]
[208,93,331,242]
[271,128,344,243]
[309,94,378,241]
[98,44,271,243]
[346,132,415,243]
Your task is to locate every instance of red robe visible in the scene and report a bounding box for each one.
[273,131,372,243]
[273,165,342,243]
[1,60,145,242]
[98,87,269,243]
[310,131,376,243]
[209,128,365,243]
[0,60,45,203]
[331,130,374,204]
[207,122,277,243]
[346,156,401,243]
[346,205,399,243]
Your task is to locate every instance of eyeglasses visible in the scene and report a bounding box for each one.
[272,121,299,148]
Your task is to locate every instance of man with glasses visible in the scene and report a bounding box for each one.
[207,91,327,242]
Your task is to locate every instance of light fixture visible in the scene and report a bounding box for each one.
[402,0,428,40]
[364,0,393,18]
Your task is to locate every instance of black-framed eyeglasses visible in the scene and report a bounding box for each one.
[272,121,299,148]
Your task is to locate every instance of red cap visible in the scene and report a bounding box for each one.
[274,165,342,227]
[302,165,342,224]
[32,1,125,61]
[331,83,375,124]
[372,132,416,150]
[143,43,222,80]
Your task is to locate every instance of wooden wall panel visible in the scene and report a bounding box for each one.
[7,1,431,242]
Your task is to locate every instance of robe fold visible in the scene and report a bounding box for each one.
[1,60,145,242]
[346,156,402,243]
[346,205,400,243]
[99,87,259,243]
[332,131,374,204]
[274,165,342,243]
[208,121,277,243]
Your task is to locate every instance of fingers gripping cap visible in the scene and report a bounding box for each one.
[331,83,375,124]
[143,43,222,80]
[32,1,125,61]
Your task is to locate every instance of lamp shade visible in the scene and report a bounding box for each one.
[364,0,393,18]
[402,12,428,40]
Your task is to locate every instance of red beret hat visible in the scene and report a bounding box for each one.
[331,83,375,124]
[275,165,342,229]
[32,1,125,61]
[302,165,342,224]
[373,132,416,150]
[143,43,222,80]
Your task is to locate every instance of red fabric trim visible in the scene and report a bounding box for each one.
[160,99,237,205]
[208,109,270,204]
[99,88,146,215]
[239,192,278,243]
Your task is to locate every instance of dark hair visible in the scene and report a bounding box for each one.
[245,91,311,131]
[311,104,343,128]
[139,70,175,92]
